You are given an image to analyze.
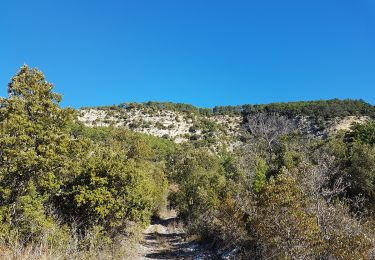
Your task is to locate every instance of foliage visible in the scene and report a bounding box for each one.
[345,142,375,210]
[326,121,375,211]
[253,173,322,258]
[0,66,169,254]
[243,99,375,119]
[84,99,375,119]
[168,146,227,219]
[0,66,79,196]
[1,66,374,259]
[57,147,165,234]
[345,121,375,145]
[212,105,243,115]
[252,157,267,193]
[0,66,82,243]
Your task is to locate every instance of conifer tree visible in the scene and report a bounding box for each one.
[0,66,82,240]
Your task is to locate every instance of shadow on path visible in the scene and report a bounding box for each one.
[139,216,217,260]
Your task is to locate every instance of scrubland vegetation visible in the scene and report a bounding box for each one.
[0,66,374,259]
[86,99,375,119]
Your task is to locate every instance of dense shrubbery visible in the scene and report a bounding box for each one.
[84,99,375,121]
[117,101,213,116]
[0,66,374,259]
[167,147,240,220]
[242,99,375,119]
[212,105,243,115]
[0,66,173,257]
[168,112,375,258]
[326,121,375,212]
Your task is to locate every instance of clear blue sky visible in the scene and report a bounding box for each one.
[1,0,375,108]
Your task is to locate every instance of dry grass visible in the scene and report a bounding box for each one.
[0,225,143,260]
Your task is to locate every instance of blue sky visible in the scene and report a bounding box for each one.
[1,0,374,108]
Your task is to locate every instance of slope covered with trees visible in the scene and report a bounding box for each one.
[0,66,374,259]
[79,98,374,153]
[0,66,174,258]
[84,99,375,119]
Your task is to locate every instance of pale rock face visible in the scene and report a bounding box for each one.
[78,108,370,151]
[78,109,192,142]
[329,116,370,133]
[78,108,242,150]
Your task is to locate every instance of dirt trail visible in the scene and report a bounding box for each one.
[137,212,216,260]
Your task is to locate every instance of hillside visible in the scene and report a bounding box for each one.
[78,99,375,150]
[1,66,375,259]
[78,103,242,151]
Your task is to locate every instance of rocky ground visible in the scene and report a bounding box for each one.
[137,212,216,260]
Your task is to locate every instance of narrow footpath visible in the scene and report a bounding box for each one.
[137,211,216,260]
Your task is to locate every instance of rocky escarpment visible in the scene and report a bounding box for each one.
[242,113,371,139]
[78,106,242,151]
[78,101,373,151]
